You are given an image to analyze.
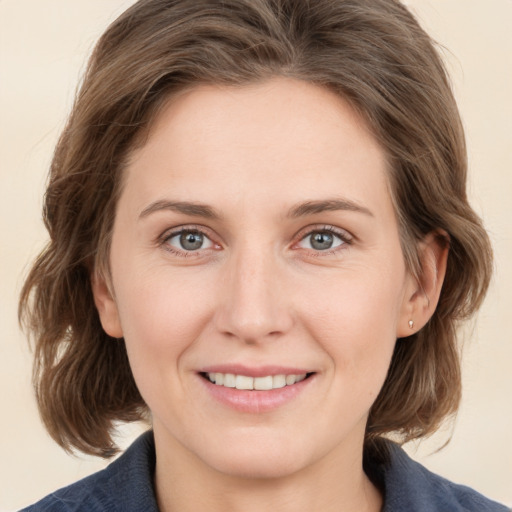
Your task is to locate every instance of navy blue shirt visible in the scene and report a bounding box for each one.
[22,431,509,511]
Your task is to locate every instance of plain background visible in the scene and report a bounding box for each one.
[1,0,511,509]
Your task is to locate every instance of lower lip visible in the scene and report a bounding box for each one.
[199,374,315,413]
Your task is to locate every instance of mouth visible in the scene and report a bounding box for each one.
[200,372,315,391]
[197,365,317,412]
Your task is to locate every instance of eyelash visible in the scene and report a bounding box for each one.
[159,225,219,258]
[294,225,353,256]
[158,224,353,258]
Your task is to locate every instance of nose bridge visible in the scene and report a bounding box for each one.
[215,239,292,342]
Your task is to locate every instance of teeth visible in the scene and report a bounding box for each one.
[254,376,273,390]
[206,372,308,390]
[272,374,286,389]
[223,373,236,387]
[235,375,253,390]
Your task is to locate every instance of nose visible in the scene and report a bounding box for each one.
[214,245,294,344]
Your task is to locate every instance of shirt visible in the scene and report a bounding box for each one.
[21,430,509,511]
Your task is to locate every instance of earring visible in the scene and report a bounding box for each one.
[408,320,414,329]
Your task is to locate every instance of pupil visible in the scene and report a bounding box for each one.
[180,232,203,250]
[311,232,333,250]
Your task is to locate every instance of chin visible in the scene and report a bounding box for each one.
[196,435,313,480]
[211,453,305,480]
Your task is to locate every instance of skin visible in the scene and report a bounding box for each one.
[93,78,447,512]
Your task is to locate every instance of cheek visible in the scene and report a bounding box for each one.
[111,269,220,424]
[300,265,404,386]
[112,266,214,376]
[302,263,404,337]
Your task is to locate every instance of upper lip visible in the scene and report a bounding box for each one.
[199,364,313,378]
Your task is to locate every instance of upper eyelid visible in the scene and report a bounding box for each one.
[294,224,353,242]
[160,224,216,241]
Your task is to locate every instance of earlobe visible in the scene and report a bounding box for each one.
[91,271,124,338]
[397,231,449,337]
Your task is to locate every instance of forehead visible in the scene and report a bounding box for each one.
[122,78,391,218]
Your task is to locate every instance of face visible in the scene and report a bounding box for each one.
[94,78,418,479]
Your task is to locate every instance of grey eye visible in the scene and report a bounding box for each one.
[180,232,204,250]
[166,230,214,251]
[309,232,334,250]
[297,230,345,251]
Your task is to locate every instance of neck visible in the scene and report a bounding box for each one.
[153,428,382,512]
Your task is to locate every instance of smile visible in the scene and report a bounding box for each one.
[205,372,308,390]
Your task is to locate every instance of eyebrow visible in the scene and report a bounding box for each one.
[288,198,374,218]
[139,200,221,220]
[139,197,373,221]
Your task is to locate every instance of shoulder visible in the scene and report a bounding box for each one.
[371,441,510,512]
[20,431,158,512]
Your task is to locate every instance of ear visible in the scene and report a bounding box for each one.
[91,270,124,338]
[397,231,449,338]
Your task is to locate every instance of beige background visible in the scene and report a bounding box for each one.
[1,0,511,509]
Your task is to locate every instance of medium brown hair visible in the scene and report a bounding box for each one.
[19,0,492,457]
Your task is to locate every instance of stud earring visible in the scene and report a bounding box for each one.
[408,320,414,329]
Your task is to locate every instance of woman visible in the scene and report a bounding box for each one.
[18,0,509,510]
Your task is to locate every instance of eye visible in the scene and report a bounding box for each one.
[297,228,349,251]
[165,229,214,252]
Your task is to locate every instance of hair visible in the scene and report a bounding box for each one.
[19,0,492,458]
